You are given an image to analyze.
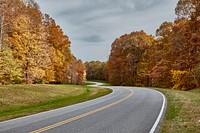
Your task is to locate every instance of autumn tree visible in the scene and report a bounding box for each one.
[43,14,86,85]
[103,62,109,81]
[0,47,21,84]
[143,0,199,89]
[84,61,107,80]
[104,0,199,90]
[166,0,200,90]
[42,14,72,83]
[148,22,174,87]
[194,61,200,86]
[175,0,200,32]
[68,57,86,85]
[7,2,50,84]
[108,31,154,86]
[75,60,86,85]
[0,0,24,50]
[0,0,85,85]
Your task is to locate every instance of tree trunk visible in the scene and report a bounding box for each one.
[0,7,5,50]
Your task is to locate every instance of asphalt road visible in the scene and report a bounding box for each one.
[0,83,166,133]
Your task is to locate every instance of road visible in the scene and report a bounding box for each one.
[0,83,166,133]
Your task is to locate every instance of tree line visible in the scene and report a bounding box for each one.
[84,61,109,81]
[0,0,86,85]
[85,0,200,90]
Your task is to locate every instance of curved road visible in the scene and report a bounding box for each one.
[0,83,166,133]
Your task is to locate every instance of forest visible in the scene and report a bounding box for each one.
[85,0,200,90]
[0,0,86,85]
[0,0,199,90]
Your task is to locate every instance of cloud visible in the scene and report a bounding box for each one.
[80,34,105,43]
[35,0,177,61]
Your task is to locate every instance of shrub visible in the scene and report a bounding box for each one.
[171,70,196,91]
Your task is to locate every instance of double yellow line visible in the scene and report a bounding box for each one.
[30,90,133,133]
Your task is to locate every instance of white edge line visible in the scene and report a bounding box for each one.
[149,90,166,133]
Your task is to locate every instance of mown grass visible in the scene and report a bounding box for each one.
[84,82,96,85]
[0,84,112,122]
[154,88,200,133]
[100,83,112,86]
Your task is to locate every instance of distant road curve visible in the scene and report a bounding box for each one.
[0,82,166,133]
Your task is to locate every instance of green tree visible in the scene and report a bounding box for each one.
[0,47,21,84]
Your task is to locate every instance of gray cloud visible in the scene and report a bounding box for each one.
[80,35,105,43]
[35,0,178,61]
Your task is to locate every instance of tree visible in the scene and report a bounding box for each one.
[6,2,50,84]
[176,0,200,34]
[108,31,154,86]
[171,70,196,90]
[0,0,24,50]
[0,47,21,84]
[147,22,174,87]
[76,60,86,85]
[105,0,199,90]
[194,61,200,87]
[175,0,200,20]
[42,14,72,83]
[68,57,86,85]
[0,0,84,85]
[84,61,107,80]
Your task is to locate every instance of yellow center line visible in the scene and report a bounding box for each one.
[30,90,134,133]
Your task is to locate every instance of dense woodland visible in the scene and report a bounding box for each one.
[85,0,200,90]
[0,0,199,90]
[0,0,86,85]
[84,61,109,81]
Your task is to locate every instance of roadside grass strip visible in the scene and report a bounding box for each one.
[154,88,200,133]
[0,84,112,121]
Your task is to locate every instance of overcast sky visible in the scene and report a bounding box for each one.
[35,0,178,62]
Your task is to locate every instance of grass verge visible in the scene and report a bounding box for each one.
[154,88,200,133]
[100,83,112,86]
[0,84,112,122]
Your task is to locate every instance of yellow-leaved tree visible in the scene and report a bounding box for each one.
[8,13,49,83]
[0,47,22,84]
